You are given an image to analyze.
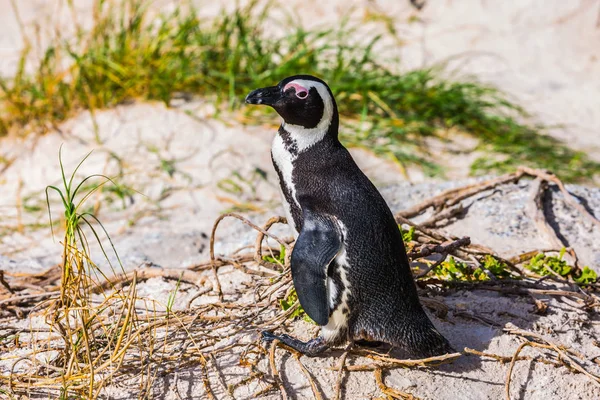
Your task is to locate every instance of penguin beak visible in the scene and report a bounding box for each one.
[245,86,280,106]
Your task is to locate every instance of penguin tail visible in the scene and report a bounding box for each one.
[408,327,455,358]
[393,315,455,358]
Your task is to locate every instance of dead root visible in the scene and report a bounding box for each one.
[504,325,600,393]
[374,368,421,400]
[1,167,599,399]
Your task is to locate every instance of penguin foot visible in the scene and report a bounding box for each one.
[261,331,329,356]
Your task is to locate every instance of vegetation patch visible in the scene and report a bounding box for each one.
[524,249,598,285]
[1,0,599,181]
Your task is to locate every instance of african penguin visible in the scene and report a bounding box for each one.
[245,75,453,357]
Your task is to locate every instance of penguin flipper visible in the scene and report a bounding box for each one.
[291,211,342,326]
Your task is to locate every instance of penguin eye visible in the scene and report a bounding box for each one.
[295,90,308,99]
[283,82,309,100]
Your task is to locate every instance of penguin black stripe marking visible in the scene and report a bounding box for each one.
[278,126,298,156]
[246,75,454,357]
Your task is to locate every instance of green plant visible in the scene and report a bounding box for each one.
[166,274,183,315]
[525,249,572,277]
[430,255,514,282]
[401,226,415,243]
[432,256,475,281]
[1,0,598,181]
[262,244,286,266]
[42,147,140,398]
[524,249,597,284]
[480,255,512,279]
[574,266,598,285]
[279,288,315,324]
[45,147,124,299]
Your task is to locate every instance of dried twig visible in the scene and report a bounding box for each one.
[519,166,600,229]
[408,237,471,259]
[504,326,600,386]
[0,291,60,307]
[464,347,554,365]
[268,340,289,400]
[0,270,15,294]
[374,368,421,399]
[209,213,289,300]
[334,348,350,400]
[396,172,522,219]
[505,340,534,400]
[93,267,206,294]
[254,216,289,270]
[419,204,465,228]
[343,351,462,371]
[294,353,323,400]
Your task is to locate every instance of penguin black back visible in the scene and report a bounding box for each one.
[246,75,453,357]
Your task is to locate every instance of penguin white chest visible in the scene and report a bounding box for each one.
[271,134,299,235]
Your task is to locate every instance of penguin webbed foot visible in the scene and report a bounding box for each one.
[261,331,329,356]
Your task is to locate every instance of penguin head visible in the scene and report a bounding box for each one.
[245,75,339,141]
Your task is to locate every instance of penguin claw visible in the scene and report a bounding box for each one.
[260,330,277,343]
[261,331,291,345]
[260,331,329,356]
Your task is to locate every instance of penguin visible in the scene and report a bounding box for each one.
[245,75,453,357]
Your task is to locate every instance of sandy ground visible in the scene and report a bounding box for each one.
[3,175,600,400]
[1,1,600,399]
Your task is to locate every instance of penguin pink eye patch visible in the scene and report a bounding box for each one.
[283,82,309,99]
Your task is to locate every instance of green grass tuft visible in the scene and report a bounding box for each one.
[1,0,599,181]
[44,147,130,398]
[524,249,598,284]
